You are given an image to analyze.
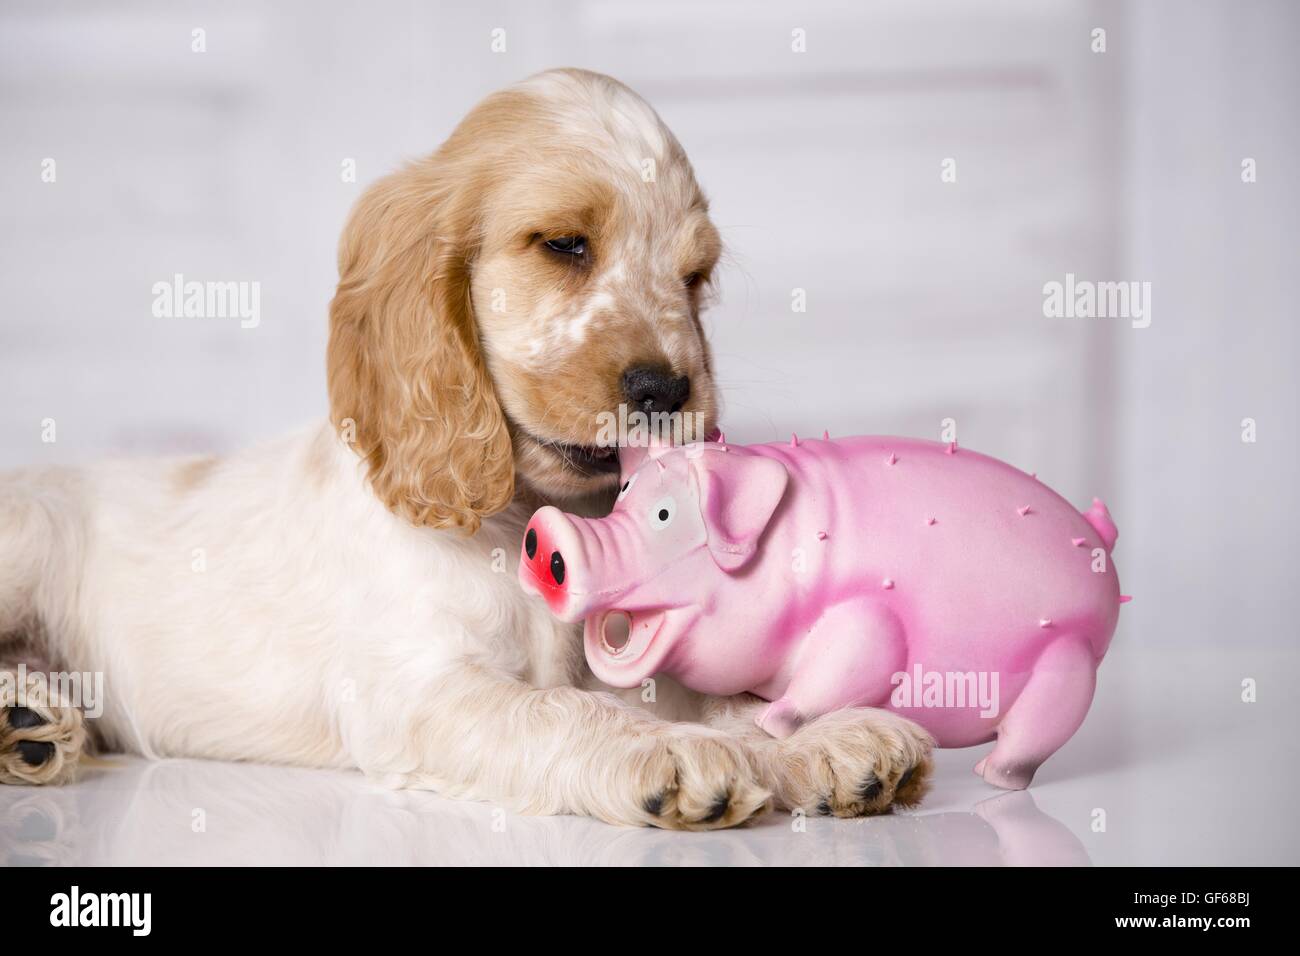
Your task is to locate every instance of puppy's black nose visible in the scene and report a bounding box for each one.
[622,366,690,415]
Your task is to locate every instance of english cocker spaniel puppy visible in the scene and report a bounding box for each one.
[0,69,932,828]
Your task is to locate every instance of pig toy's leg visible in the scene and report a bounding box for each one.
[756,599,907,739]
[976,635,1097,790]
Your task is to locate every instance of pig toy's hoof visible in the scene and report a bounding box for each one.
[756,698,804,738]
[977,757,1037,791]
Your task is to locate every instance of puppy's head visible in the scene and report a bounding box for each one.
[328,68,720,532]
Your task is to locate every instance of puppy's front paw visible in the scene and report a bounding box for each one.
[765,708,933,817]
[0,703,86,786]
[609,728,771,831]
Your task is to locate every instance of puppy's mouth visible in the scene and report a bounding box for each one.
[528,433,621,475]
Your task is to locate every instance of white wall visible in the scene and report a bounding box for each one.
[1,0,1120,474]
[1120,0,1300,650]
[1,1,1295,651]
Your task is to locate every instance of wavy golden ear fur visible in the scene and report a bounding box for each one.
[327,152,514,533]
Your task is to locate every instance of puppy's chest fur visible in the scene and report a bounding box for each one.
[311,425,588,689]
[65,422,583,760]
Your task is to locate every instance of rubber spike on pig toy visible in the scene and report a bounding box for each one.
[1083,498,1118,550]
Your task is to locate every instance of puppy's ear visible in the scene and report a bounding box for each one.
[327,158,513,532]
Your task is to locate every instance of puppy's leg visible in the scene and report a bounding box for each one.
[703,694,933,817]
[0,475,88,786]
[356,664,771,830]
[0,658,87,786]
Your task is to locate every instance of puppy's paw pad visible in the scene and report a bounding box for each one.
[631,732,771,831]
[7,706,46,732]
[771,708,934,817]
[892,757,933,809]
[0,702,86,785]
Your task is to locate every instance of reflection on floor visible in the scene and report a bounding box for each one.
[1,753,1090,867]
[2,647,1296,865]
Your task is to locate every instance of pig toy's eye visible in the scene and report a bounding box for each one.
[617,473,638,502]
[648,496,677,531]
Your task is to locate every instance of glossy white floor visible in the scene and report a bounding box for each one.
[3,646,1296,867]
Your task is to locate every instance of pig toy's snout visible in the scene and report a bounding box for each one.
[518,503,688,690]
[523,524,566,587]
[518,507,599,622]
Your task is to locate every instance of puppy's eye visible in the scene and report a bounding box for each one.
[683,272,704,289]
[545,236,587,256]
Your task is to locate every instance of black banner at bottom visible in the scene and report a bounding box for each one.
[0,865,1274,940]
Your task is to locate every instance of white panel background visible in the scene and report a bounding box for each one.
[1,0,1296,655]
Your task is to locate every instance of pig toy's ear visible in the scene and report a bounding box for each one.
[618,443,651,485]
[692,452,788,572]
[618,434,673,486]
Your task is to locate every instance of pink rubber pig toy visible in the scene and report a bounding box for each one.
[518,435,1126,789]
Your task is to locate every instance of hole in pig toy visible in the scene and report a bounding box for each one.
[601,612,632,654]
